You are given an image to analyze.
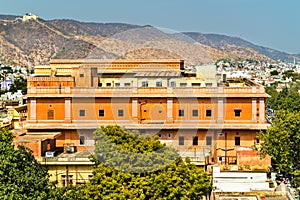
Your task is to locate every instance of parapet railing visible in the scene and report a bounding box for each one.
[37,156,92,163]
[27,86,266,97]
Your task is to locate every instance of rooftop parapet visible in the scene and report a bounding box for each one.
[27,86,268,98]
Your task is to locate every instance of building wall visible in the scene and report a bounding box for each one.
[15,140,41,157]
[46,165,93,187]
[237,149,271,166]
[72,98,133,121]
[35,98,65,120]
[212,167,270,192]
[55,129,94,152]
[225,98,252,121]
[28,96,266,157]
[25,59,269,169]
[29,97,266,123]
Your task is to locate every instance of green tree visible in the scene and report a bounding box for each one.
[0,128,58,199]
[9,76,27,95]
[263,85,300,189]
[257,110,300,188]
[78,126,212,199]
[266,86,279,110]
[266,85,300,112]
[270,70,279,76]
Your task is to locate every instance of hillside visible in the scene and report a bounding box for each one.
[184,32,300,63]
[0,14,298,67]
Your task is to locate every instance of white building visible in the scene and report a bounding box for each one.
[212,166,273,192]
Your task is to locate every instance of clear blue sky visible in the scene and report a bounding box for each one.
[1,0,299,54]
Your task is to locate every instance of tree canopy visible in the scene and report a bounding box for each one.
[9,76,27,95]
[266,84,300,112]
[69,126,212,199]
[0,126,212,199]
[0,128,57,199]
[259,85,300,189]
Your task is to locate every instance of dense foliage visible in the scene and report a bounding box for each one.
[258,84,300,189]
[0,126,212,199]
[0,128,57,199]
[9,76,27,95]
[63,126,212,199]
[266,84,300,112]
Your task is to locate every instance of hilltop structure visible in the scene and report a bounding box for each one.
[22,13,38,22]
[18,59,271,186]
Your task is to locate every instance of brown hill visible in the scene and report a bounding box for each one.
[0,15,291,67]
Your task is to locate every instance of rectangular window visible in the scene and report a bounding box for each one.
[115,83,120,87]
[106,83,111,87]
[169,81,176,87]
[234,109,242,117]
[61,175,73,187]
[79,136,85,145]
[180,83,187,87]
[192,109,198,117]
[205,83,213,87]
[124,83,131,87]
[79,110,85,117]
[193,136,198,146]
[142,81,148,87]
[256,138,260,144]
[99,109,105,117]
[156,81,162,87]
[235,137,240,146]
[192,83,201,87]
[178,109,184,117]
[118,109,124,117]
[79,74,84,77]
[179,136,184,145]
[206,109,212,117]
[47,110,54,120]
[206,136,212,146]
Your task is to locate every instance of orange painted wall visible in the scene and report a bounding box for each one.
[36,98,65,120]
[15,141,41,157]
[151,129,260,158]
[103,98,132,121]
[237,150,271,165]
[72,98,132,121]
[138,98,167,121]
[224,98,252,121]
[56,129,94,151]
[173,98,217,121]
[31,97,265,123]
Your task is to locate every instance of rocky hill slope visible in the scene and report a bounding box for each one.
[0,15,298,67]
[184,32,299,63]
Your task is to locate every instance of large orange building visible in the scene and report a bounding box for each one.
[21,59,270,183]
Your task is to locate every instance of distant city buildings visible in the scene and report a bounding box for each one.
[0,62,28,129]
[216,59,300,91]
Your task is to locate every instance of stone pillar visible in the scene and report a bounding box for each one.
[259,98,265,123]
[65,98,71,121]
[217,98,224,122]
[252,98,257,122]
[167,98,173,122]
[132,98,138,121]
[30,98,36,121]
